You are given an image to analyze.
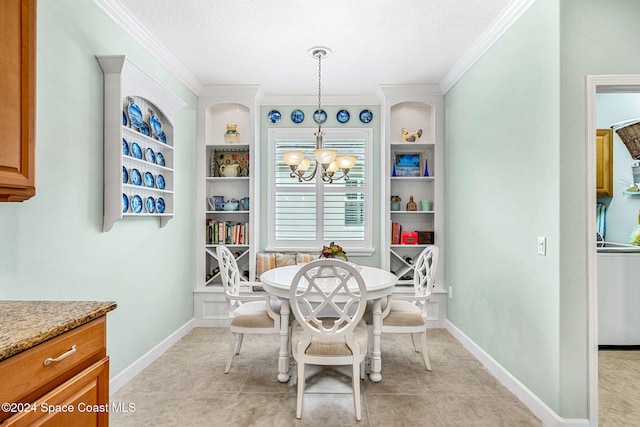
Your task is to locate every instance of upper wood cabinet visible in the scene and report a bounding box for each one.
[0,0,36,202]
[596,129,613,197]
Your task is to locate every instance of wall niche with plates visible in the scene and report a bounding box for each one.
[97,55,186,231]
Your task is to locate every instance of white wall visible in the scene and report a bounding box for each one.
[0,0,198,378]
[596,93,640,243]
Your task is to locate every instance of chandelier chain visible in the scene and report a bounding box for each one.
[317,52,322,132]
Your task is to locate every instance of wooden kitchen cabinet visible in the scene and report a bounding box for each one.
[0,0,36,202]
[0,318,110,426]
[596,129,613,197]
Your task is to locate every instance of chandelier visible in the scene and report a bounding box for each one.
[282,47,357,183]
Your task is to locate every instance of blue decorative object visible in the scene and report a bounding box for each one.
[145,147,156,164]
[127,99,143,129]
[313,109,327,124]
[268,110,282,124]
[150,113,163,139]
[144,171,155,188]
[337,109,350,123]
[131,195,143,213]
[291,109,305,124]
[122,166,128,184]
[122,194,129,213]
[139,121,151,136]
[122,138,129,156]
[158,131,167,143]
[145,196,156,213]
[131,142,142,159]
[122,111,128,127]
[424,158,429,177]
[156,174,165,190]
[156,152,165,167]
[156,197,166,213]
[131,168,142,186]
[359,109,373,123]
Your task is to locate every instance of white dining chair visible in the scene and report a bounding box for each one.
[380,245,439,370]
[217,245,281,374]
[289,259,368,421]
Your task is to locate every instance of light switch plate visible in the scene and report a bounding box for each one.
[537,236,546,256]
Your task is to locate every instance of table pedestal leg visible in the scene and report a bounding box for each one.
[369,298,383,383]
[277,299,291,383]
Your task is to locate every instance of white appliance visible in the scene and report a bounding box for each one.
[598,244,640,346]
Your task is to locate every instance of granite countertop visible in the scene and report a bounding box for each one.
[0,301,117,362]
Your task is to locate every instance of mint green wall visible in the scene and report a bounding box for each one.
[259,104,381,266]
[446,0,640,418]
[0,0,198,377]
[559,0,640,417]
[445,0,564,414]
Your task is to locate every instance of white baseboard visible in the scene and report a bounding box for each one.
[445,320,590,427]
[110,318,195,395]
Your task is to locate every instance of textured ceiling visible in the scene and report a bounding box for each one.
[111,0,517,95]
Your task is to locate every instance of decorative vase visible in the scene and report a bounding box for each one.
[224,123,240,143]
[406,195,417,211]
[391,202,401,211]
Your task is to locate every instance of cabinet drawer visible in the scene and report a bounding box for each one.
[0,318,106,421]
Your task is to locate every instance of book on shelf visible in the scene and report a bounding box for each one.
[391,222,402,245]
[206,220,249,245]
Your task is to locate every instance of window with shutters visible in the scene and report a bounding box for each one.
[267,128,372,253]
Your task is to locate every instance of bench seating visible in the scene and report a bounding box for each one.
[252,252,317,292]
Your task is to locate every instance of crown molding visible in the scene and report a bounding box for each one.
[438,0,537,94]
[93,0,202,95]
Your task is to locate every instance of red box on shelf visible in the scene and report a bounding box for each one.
[400,231,418,244]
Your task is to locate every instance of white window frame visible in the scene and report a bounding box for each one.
[267,128,373,254]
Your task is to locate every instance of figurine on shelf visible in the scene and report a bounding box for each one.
[401,128,422,142]
[224,123,240,143]
[406,195,417,211]
[391,195,401,211]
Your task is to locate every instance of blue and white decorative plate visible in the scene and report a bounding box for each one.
[122,166,128,184]
[144,172,155,188]
[139,121,151,136]
[291,109,305,124]
[145,147,155,164]
[359,109,373,123]
[313,109,327,124]
[122,138,129,156]
[156,197,166,213]
[131,142,142,159]
[128,101,144,129]
[156,174,165,190]
[145,196,156,213]
[122,111,128,127]
[156,152,165,167]
[122,194,129,213]
[150,114,162,139]
[268,110,282,124]
[337,109,350,123]
[158,131,167,144]
[131,195,143,213]
[131,168,142,186]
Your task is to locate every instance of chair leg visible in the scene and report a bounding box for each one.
[225,332,235,374]
[296,360,305,419]
[353,361,362,421]
[420,331,431,371]
[410,333,419,352]
[234,333,244,355]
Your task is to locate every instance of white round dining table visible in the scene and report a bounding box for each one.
[259,264,397,383]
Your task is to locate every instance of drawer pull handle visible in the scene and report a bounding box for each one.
[43,345,77,366]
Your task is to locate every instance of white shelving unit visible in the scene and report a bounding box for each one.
[97,55,185,231]
[380,86,445,326]
[194,86,262,326]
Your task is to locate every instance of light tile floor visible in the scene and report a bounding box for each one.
[110,328,542,426]
[598,349,640,426]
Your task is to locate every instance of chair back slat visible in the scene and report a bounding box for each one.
[414,245,439,297]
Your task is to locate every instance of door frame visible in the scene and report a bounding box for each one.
[586,74,640,425]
